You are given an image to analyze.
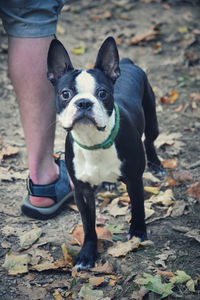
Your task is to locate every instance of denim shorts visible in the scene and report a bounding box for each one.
[0,0,66,37]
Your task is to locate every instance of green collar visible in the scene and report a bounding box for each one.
[71,103,120,150]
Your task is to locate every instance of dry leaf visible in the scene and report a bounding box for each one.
[90,261,114,274]
[89,276,105,286]
[157,269,174,277]
[106,198,129,217]
[143,172,161,183]
[190,93,200,102]
[144,186,160,194]
[162,158,178,169]
[171,200,187,217]
[129,27,159,45]
[69,225,112,246]
[30,258,69,272]
[145,206,155,219]
[20,227,42,249]
[185,229,200,243]
[2,252,30,275]
[155,132,182,148]
[0,145,19,161]
[148,189,174,207]
[61,243,73,266]
[107,237,140,257]
[68,203,79,212]
[53,289,64,300]
[187,182,200,201]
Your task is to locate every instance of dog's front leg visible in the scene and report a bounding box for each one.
[127,177,147,241]
[74,185,97,270]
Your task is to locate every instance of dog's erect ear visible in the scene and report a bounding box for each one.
[47,39,73,85]
[94,37,120,83]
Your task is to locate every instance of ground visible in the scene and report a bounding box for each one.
[0,0,200,299]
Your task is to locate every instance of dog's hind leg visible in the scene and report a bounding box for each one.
[142,76,165,177]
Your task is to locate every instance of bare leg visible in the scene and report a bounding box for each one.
[8,36,59,207]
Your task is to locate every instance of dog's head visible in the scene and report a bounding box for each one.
[47,37,120,133]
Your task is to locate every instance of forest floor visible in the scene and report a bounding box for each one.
[0,0,200,299]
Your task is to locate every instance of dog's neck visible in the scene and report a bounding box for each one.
[71,109,116,149]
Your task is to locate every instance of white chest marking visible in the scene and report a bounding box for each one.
[73,143,122,186]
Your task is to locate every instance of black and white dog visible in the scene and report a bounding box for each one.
[47,37,164,270]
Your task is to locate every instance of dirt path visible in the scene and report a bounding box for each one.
[0,1,200,299]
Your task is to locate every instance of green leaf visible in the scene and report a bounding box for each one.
[78,284,108,300]
[135,273,173,298]
[186,279,195,292]
[170,270,191,284]
[106,224,123,234]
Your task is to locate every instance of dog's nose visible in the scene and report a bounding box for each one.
[75,99,93,110]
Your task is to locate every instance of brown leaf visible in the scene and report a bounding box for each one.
[162,158,178,169]
[53,289,64,300]
[129,30,157,45]
[106,197,129,217]
[185,229,200,243]
[61,243,73,266]
[69,225,112,246]
[144,186,160,194]
[107,237,140,257]
[190,93,200,102]
[172,170,193,182]
[90,261,114,274]
[0,145,19,161]
[89,276,105,286]
[187,182,200,201]
[30,258,70,272]
[157,269,174,277]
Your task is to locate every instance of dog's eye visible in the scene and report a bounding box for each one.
[98,89,107,99]
[61,90,72,101]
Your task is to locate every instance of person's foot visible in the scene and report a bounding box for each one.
[29,160,74,208]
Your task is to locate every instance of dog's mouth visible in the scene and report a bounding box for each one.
[65,113,106,132]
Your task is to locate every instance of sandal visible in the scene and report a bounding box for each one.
[21,159,74,220]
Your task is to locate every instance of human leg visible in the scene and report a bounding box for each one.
[8,36,59,207]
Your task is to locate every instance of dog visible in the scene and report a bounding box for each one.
[47,37,164,270]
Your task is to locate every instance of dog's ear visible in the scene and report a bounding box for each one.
[94,37,120,83]
[47,39,73,85]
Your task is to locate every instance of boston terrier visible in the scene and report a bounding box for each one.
[47,37,164,270]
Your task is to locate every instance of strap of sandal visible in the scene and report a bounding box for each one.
[26,176,58,201]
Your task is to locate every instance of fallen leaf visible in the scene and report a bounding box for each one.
[148,189,174,207]
[68,203,79,212]
[61,243,73,265]
[89,276,105,286]
[69,225,112,246]
[145,206,155,219]
[185,229,200,243]
[171,200,187,217]
[178,26,188,34]
[53,289,64,300]
[135,273,173,298]
[187,182,200,201]
[90,261,114,274]
[20,227,42,249]
[155,132,183,149]
[2,252,30,275]
[169,90,178,104]
[30,258,69,272]
[129,27,159,45]
[72,46,85,55]
[186,279,196,292]
[144,186,160,194]
[106,197,129,217]
[132,286,149,300]
[78,284,105,300]
[162,158,178,169]
[107,237,140,257]
[0,145,19,161]
[170,270,191,284]
[190,93,200,102]
[157,269,175,277]
[143,172,161,183]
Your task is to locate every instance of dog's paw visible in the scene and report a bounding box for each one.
[74,241,97,271]
[127,229,147,242]
[148,162,166,179]
[102,181,117,192]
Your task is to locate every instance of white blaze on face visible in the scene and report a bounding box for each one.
[58,70,109,134]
